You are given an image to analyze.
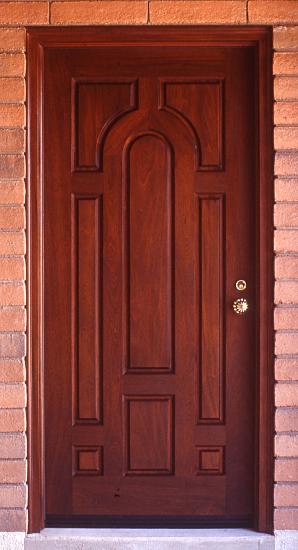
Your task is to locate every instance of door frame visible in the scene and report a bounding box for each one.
[26,25,274,534]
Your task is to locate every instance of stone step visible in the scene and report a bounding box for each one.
[24,528,274,550]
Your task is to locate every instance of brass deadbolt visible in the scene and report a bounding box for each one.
[235,280,247,291]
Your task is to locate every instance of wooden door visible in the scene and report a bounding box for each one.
[42,30,258,527]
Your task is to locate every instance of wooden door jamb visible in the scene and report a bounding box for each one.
[26,25,274,534]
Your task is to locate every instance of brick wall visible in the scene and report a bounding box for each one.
[0,0,297,533]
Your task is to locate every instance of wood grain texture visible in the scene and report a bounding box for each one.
[159,79,223,170]
[27,26,273,533]
[73,446,103,476]
[71,195,103,424]
[123,395,174,475]
[72,78,137,171]
[196,446,225,475]
[196,194,225,424]
[123,132,174,374]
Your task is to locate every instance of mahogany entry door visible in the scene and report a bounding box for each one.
[42,30,258,527]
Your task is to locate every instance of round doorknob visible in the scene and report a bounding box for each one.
[233,298,248,315]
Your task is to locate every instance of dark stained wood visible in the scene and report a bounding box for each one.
[160,79,223,170]
[71,194,103,424]
[196,446,225,476]
[44,44,253,518]
[124,396,174,475]
[123,133,174,374]
[27,26,273,534]
[196,194,224,424]
[254,28,274,535]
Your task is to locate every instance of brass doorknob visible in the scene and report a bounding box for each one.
[233,298,248,315]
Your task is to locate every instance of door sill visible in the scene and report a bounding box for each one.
[25,528,274,549]
[45,515,253,528]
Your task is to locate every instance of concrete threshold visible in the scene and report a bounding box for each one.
[25,528,275,549]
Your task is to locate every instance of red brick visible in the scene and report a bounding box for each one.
[0,28,25,52]
[274,53,298,75]
[0,383,26,408]
[0,409,25,432]
[51,1,148,24]
[275,484,298,506]
[0,509,26,531]
[275,77,298,100]
[276,359,298,381]
[0,155,24,178]
[275,152,298,176]
[275,231,298,254]
[276,408,298,431]
[0,333,25,358]
[0,232,25,255]
[0,434,25,459]
[0,2,48,25]
[0,360,25,382]
[275,507,298,529]
[0,284,25,306]
[275,127,298,150]
[274,26,298,50]
[275,103,298,125]
[276,383,298,406]
[149,1,246,23]
[0,181,25,204]
[275,308,298,330]
[275,458,298,481]
[275,256,298,278]
[0,104,25,127]
[275,332,298,355]
[0,484,26,508]
[0,309,25,332]
[275,434,298,457]
[0,206,25,229]
[0,54,25,77]
[0,460,26,483]
[0,258,25,280]
[274,204,298,227]
[275,281,298,303]
[249,1,298,24]
[275,179,298,201]
[0,129,24,154]
[0,78,25,102]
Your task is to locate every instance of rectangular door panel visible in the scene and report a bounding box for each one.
[71,195,103,425]
[196,194,225,425]
[123,396,174,475]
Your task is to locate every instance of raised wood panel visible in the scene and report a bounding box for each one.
[122,133,174,374]
[72,78,138,171]
[123,395,174,476]
[196,194,225,425]
[73,446,103,476]
[71,195,103,425]
[196,446,225,475]
[159,79,223,171]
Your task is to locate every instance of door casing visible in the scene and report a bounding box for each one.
[26,25,274,534]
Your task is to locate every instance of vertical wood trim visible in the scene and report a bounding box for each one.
[27,26,274,534]
[254,28,274,534]
[27,33,45,533]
